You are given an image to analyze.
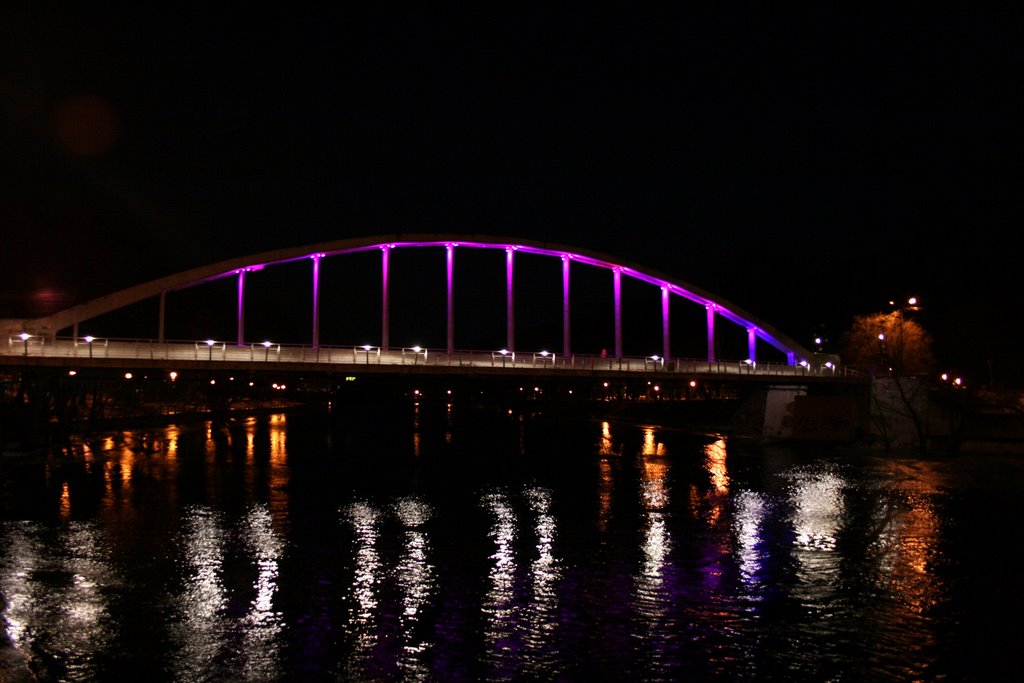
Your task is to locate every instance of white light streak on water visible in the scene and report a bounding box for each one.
[240,503,285,680]
[168,506,229,682]
[0,524,45,648]
[344,501,382,669]
[787,466,848,622]
[481,490,520,677]
[636,444,673,679]
[0,521,118,681]
[734,490,767,591]
[394,496,436,680]
[791,468,846,552]
[524,486,562,677]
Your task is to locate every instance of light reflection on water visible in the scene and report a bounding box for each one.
[0,520,118,681]
[1,408,1018,680]
[168,506,229,682]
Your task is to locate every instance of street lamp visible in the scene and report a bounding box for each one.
[19,332,30,356]
[356,344,379,365]
[403,345,428,364]
[534,349,554,367]
[495,348,514,367]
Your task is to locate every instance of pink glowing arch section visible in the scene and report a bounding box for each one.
[6,234,812,365]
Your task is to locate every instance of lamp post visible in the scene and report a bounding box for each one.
[19,332,30,356]
[83,335,95,358]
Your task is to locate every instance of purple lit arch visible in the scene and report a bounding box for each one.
[4,234,813,365]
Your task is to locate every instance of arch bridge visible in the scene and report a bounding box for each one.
[1,234,839,378]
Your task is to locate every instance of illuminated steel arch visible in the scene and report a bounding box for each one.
[2,234,813,365]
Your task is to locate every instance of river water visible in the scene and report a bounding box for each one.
[1,401,1022,681]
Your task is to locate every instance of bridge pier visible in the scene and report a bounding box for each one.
[730,382,869,443]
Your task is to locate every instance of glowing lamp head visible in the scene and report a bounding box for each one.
[84,335,95,343]
[499,349,509,355]
[362,344,372,351]
[206,339,216,346]
[412,345,422,352]
[18,332,30,341]
[262,340,272,347]
[540,350,550,357]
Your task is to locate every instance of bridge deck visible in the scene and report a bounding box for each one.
[2,337,854,381]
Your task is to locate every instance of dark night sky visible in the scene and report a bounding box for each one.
[2,9,1021,382]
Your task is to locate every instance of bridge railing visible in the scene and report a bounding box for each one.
[1,336,855,377]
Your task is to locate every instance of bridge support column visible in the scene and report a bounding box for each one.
[562,255,571,358]
[446,244,455,356]
[706,305,716,363]
[613,267,622,359]
[506,247,515,352]
[381,245,390,351]
[311,254,321,348]
[662,286,670,361]
[158,291,166,343]
[747,327,756,363]
[237,270,246,346]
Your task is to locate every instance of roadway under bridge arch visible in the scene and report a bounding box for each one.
[1,234,813,365]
